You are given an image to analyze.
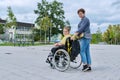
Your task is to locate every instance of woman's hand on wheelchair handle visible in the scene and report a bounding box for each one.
[71,32,78,40]
[71,36,75,40]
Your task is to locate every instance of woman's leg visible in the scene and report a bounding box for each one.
[79,38,92,71]
[79,38,87,65]
[85,39,91,65]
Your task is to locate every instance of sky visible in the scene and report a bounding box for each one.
[0,0,120,33]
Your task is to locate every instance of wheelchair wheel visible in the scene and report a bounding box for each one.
[70,54,82,69]
[53,49,70,72]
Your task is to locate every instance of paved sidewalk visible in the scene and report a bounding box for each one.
[0,45,120,80]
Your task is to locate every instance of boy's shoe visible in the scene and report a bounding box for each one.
[46,54,53,63]
[50,62,55,69]
[46,58,50,63]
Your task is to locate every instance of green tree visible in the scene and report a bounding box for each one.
[103,25,113,44]
[91,34,98,44]
[5,6,17,42]
[116,25,120,44]
[91,27,102,44]
[33,28,44,41]
[113,25,120,44]
[6,6,17,28]
[40,16,52,43]
[96,27,102,42]
[34,0,66,42]
[65,20,71,26]
[0,24,4,34]
[103,24,120,44]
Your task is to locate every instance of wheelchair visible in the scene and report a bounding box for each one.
[46,37,82,72]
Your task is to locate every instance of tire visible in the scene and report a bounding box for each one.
[70,54,82,69]
[53,49,70,72]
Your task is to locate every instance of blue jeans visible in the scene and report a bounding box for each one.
[79,38,91,65]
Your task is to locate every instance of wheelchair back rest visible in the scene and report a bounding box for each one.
[65,37,80,55]
[65,37,73,54]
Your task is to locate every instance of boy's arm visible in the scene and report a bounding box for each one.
[54,37,66,46]
[54,43,63,46]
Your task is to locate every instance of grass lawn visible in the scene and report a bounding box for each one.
[0,42,54,46]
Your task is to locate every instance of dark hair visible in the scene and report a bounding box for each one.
[77,8,85,14]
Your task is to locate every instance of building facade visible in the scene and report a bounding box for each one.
[0,19,34,45]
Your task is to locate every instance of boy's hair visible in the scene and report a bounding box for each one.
[64,26,71,32]
[77,8,85,14]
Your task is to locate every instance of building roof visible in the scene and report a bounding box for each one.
[0,19,34,27]
[17,22,34,27]
[0,19,6,24]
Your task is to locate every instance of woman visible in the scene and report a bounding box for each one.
[71,8,92,72]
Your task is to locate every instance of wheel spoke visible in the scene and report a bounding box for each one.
[53,49,70,72]
[70,54,82,69]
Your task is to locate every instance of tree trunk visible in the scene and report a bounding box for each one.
[45,30,46,44]
[48,27,51,43]
[48,27,50,43]
[39,29,41,43]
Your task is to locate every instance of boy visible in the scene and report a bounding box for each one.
[46,26,71,64]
